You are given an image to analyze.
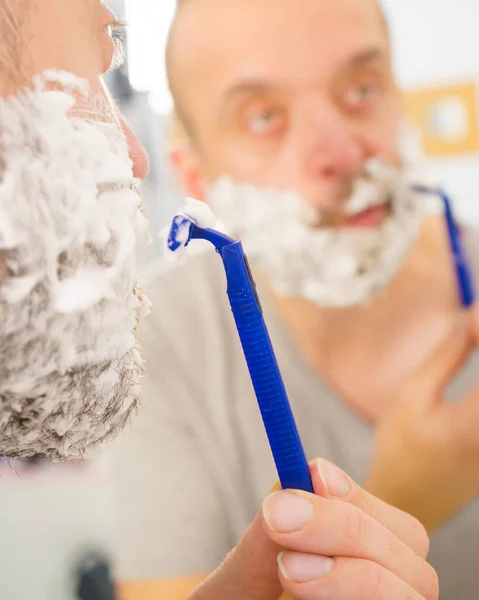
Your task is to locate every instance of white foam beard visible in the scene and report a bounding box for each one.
[0,71,150,460]
[208,160,427,308]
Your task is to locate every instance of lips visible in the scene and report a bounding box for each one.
[342,203,390,228]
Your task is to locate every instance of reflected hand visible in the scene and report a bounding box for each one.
[366,305,479,531]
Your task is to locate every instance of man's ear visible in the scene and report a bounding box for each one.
[169,143,206,202]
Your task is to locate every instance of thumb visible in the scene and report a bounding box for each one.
[404,311,473,405]
[189,511,283,600]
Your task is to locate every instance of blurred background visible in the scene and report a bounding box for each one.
[106,0,479,267]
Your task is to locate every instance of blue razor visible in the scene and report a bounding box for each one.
[412,185,475,308]
[168,216,314,493]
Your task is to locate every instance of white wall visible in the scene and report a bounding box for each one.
[381,0,479,223]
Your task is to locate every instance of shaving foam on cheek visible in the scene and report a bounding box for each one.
[0,71,150,460]
[161,198,216,261]
[207,161,428,307]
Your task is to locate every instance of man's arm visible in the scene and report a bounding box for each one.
[117,576,206,600]
[117,580,292,600]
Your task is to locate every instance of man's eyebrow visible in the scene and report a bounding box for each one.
[221,48,387,107]
[348,48,386,68]
[222,80,280,106]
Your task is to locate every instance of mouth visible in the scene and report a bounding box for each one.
[341,202,391,229]
[305,199,392,230]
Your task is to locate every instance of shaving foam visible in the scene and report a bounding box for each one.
[207,160,428,307]
[161,198,216,261]
[0,71,149,460]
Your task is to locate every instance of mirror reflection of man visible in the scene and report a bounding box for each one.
[112,1,479,599]
[0,2,436,600]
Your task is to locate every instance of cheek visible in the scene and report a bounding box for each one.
[353,109,402,166]
[25,35,103,83]
[377,96,403,164]
[198,124,310,193]
[90,76,113,103]
[202,130,287,184]
[378,118,402,166]
[205,146,276,185]
[81,77,123,127]
[23,0,105,82]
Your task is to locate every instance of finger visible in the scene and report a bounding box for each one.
[189,510,283,600]
[278,554,439,600]
[262,491,437,599]
[402,311,472,404]
[272,461,429,558]
[312,460,430,558]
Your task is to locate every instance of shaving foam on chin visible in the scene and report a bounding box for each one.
[207,160,428,307]
[0,71,150,460]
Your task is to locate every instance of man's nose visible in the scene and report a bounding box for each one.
[118,114,150,181]
[302,99,365,182]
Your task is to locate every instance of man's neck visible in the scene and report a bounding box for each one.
[267,216,461,421]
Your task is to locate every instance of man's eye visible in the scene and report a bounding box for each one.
[106,19,127,71]
[247,109,284,135]
[345,83,379,108]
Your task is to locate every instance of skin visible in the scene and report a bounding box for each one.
[0,0,437,600]
[0,1,451,598]
[166,0,459,419]
[119,461,438,600]
[162,0,479,594]
[169,0,401,214]
[15,0,149,181]
[189,461,438,600]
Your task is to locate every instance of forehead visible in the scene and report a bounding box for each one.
[175,0,389,104]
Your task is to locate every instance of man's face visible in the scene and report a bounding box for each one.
[0,0,150,460]
[9,0,148,180]
[171,0,425,309]
[173,0,402,221]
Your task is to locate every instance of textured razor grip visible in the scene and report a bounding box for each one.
[229,284,313,492]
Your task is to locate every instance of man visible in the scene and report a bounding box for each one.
[0,1,434,600]
[0,1,150,597]
[111,0,479,598]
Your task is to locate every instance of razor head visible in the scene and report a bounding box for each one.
[167,213,238,256]
[167,214,196,253]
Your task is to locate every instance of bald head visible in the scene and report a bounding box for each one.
[166,0,390,139]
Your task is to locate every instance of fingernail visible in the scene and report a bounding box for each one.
[278,551,334,582]
[270,480,282,493]
[263,491,314,533]
[317,460,351,497]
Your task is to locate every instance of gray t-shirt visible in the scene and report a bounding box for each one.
[112,234,479,599]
